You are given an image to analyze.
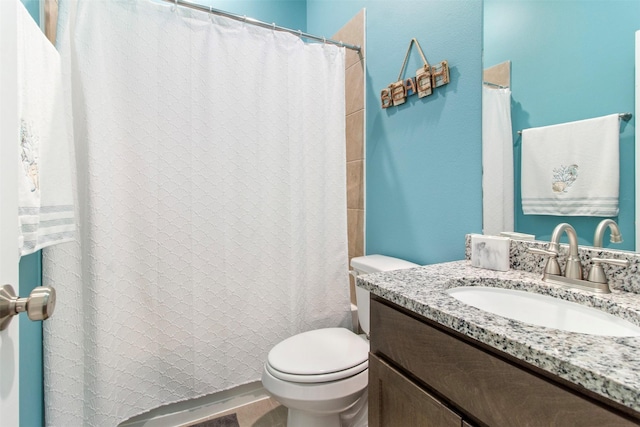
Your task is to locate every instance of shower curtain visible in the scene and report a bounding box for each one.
[482,85,514,235]
[43,1,350,425]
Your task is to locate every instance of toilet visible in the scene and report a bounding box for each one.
[261,254,419,427]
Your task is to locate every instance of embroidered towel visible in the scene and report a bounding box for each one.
[521,114,620,216]
[17,3,75,256]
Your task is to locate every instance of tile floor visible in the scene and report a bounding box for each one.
[187,397,287,427]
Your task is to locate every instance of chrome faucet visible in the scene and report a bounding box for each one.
[549,223,582,280]
[528,222,630,293]
[588,219,628,289]
[593,219,623,248]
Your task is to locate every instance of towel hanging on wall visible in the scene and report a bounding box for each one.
[17,2,75,256]
[521,114,620,217]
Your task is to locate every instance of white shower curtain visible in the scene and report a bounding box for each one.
[43,1,350,425]
[482,85,514,235]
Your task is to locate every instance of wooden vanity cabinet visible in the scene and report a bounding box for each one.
[369,353,462,427]
[369,297,640,427]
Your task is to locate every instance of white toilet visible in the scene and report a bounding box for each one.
[261,254,419,427]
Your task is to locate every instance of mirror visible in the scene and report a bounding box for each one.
[483,0,638,251]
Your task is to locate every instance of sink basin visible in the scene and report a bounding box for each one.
[446,286,640,337]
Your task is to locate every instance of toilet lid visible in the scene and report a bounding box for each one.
[267,328,369,377]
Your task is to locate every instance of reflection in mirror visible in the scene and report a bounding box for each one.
[483,0,638,251]
[482,61,513,237]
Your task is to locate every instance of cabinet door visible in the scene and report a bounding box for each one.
[369,353,461,427]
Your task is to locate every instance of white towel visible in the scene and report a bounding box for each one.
[521,114,620,216]
[17,3,75,256]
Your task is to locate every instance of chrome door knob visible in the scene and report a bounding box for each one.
[25,286,56,321]
[0,284,56,330]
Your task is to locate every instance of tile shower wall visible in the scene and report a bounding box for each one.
[333,10,365,304]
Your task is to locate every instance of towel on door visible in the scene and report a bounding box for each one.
[17,2,75,256]
[521,114,620,216]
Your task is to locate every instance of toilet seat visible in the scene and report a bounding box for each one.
[267,327,369,383]
[266,359,368,383]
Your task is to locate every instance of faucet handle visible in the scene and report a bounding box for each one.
[528,247,557,256]
[587,258,630,284]
[527,247,561,276]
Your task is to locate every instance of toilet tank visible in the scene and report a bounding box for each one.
[350,255,419,336]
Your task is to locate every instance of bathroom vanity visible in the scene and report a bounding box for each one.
[370,297,637,426]
[359,239,640,427]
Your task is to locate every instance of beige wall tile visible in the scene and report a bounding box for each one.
[347,160,364,210]
[346,110,364,162]
[332,9,365,69]
[347,208,364,305]
[345,61,364,115]
[347,208,364,259]
[337,9,365,307]
[483,60,510,88]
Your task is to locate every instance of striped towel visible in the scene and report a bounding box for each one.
[521,114,620,217]
[17,3,75,256]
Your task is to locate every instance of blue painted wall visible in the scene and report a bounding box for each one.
[484,0,638,249]
[195,0,306,30]
[307,0,484,264]
[20,0,39,24]
[19,252,43,427]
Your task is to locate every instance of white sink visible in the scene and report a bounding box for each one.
[446,286,640,337]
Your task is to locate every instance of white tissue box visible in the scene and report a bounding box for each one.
[471,235,510,271]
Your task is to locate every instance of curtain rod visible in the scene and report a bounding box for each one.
[517,113,632,135]
[161,0,361,52]
[483,81,508,89]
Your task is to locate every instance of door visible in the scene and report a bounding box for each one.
[0,0,21,425]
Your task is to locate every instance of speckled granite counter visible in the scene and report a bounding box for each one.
[357,260,640,413]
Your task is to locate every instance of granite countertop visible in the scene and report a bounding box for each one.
[357,260,640,412]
